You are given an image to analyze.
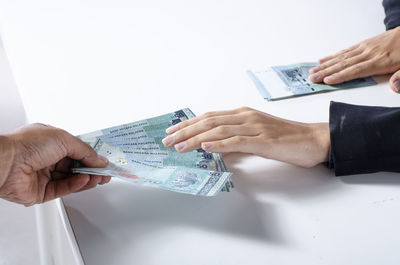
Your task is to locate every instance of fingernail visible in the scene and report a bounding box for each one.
[98,155,109,164]
[166,124,178,134]
[202,142,212,150]
[324,75,334,83]
[309,67,319,74]
[174,141,186,152]
[162,135,174,146]
[394,80,400,93]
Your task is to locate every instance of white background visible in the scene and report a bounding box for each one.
[1,0,400,265]
[0,37,39,265]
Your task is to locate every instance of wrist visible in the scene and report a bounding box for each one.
[0,135,15,189]
[310,122,330,164]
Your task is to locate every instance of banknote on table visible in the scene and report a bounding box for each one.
[247,62,377,101]
[73,108,233,196]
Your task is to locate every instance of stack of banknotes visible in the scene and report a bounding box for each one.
[72,109,233,196]
[247,62,377,101]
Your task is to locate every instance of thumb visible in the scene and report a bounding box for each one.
[59,131,109,167]
[389,70,400,93]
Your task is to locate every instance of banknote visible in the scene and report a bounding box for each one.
[73,109,233,196]
[248,62,377,101]
[73,139,232,196]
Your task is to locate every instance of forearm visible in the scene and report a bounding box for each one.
[0,135,15,189]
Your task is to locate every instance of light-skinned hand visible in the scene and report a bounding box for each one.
[309,26,400,93]
[162,107,330,168]
[0,123,110,206]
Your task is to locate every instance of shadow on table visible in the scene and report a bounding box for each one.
[224,153,341,201]
[64,180,285,264]
[339,172,400,186]
[225,153,400,199]
[64,153,400,265]
[64,153,345,265]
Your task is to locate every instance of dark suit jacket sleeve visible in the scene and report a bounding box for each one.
[328,101,400,176]
[383,0,400,30]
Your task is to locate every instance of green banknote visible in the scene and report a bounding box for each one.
[73,109,233,196]
[248,62,377,101]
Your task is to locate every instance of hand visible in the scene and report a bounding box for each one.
[162,107,330,168]
[0,124,110,206]
[309,26,400,93]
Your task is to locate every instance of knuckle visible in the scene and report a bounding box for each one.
[202,111,216,119]
[245,111,262,123]
[24,200,36,207]
[362,45,377,55]
[318,69,330,77]
[339,60,351,69]
[31,122,47,128]
[176,121,186,130]
[359,42,368,51]
[54,129,70,144]
[254,122,266,131]
[185,137,199,148]
[202,117,218,129]
[233,136,245,144]
[216,125,229,135]
[54,127,67,136]
[237,106,252,113]
[319,62,330,70]
[174,129,186,141]
[351,64,364,73]
[341,53,352,60]
[337,53,348,61]
[216,141,226,149]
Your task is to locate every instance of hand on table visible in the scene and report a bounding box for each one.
[309,26,400,93]
[0,124,110,206]
[162,107,330,168]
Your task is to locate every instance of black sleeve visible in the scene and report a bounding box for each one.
[383,0,400,30]
[328,101,400,176]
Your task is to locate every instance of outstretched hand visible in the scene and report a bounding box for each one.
[0,124,110,206]
[309,26,400,93]
[162,107,330,168]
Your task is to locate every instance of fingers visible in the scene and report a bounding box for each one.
[54,157,74,174]
[163,114,245,147]
[309,54,368,83]
[162,107,264,154]
[165,108,245,135]
[311,49,363,75]
[317,44,359,65]
[174,125,256,152]
[310,29,400,85]
[42,173,90,202]
[389,70,400,93]
[42,174,110,203]
[59,132,109,168]
[201,136,258,154]
[321,59,377,84]
[99,176,112,185]
[75,175,109,192]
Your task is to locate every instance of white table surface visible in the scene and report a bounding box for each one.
[1,0,400,264]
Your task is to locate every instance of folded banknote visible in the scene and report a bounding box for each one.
[73,109,233,196]
[248,62,377,101]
